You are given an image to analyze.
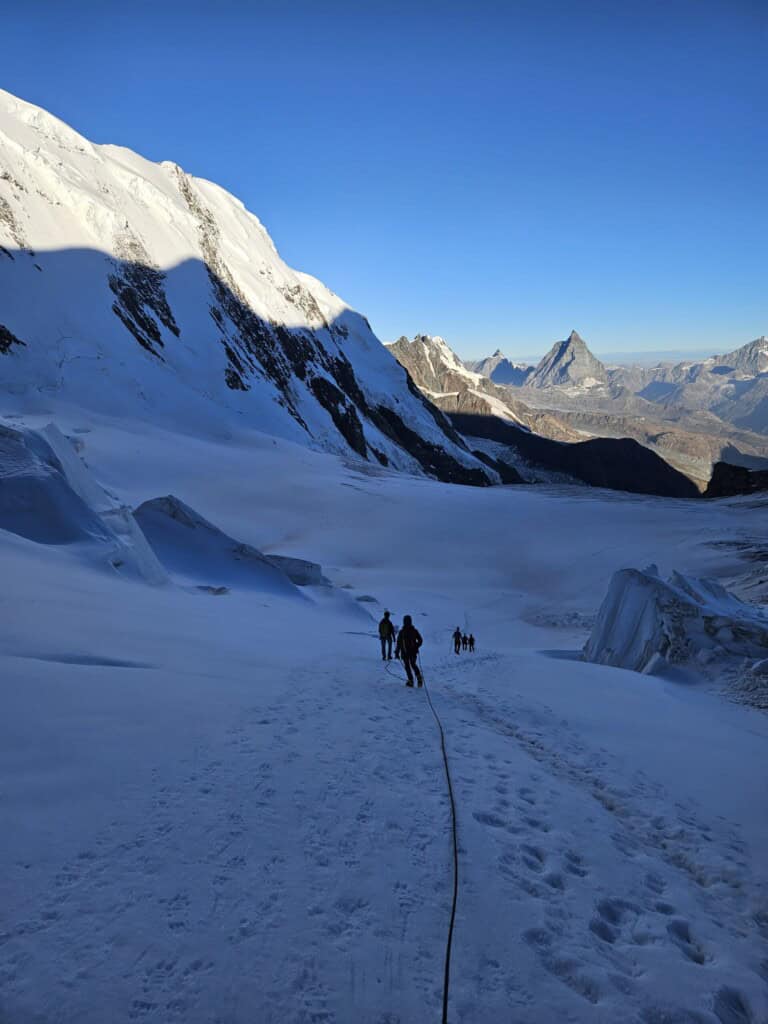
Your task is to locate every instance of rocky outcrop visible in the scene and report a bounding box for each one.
[705,462,768,498]
[448,413,700,497]
[387,334,482,394]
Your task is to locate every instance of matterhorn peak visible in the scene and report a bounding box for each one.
[528,329,607,389]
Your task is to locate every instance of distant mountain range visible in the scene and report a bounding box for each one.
[388,332,768,491]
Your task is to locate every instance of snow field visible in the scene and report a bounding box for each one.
[1,413,766,1023]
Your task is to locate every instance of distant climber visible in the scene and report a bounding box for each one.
[379,610,395,661]
[469,634,475,652]
[453,627,462,654]
[462,633,469,651]
[396,615,423,688]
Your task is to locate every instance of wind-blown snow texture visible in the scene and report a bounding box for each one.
[1,408,767,1024]
[0,89,489,485]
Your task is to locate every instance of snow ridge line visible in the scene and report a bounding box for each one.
[419,655,459,1024]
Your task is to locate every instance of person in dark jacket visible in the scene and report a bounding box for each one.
[468,634,475,652]
[462,633,469,651]
[396,615,423,687]
[379,610,395,661]
[453,627,462,654]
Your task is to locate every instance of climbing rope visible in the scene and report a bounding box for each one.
[386,650,459,1024]
[420,653,459,1024]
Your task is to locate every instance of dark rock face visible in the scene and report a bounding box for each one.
[108,230,180,358]
[705,462,768,498]
[167,173,492,484]
[0,323,24,353]
[470,448,524,484]
[371,404,491,486]
[527,330,608,389]
[387,335,470,393]
[449,413,700,498]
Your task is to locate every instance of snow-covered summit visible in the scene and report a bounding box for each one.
[0,90,490,485]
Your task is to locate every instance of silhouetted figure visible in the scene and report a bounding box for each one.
[396,615,423,687]
[462,634,469,651]
[379,610,395,661]
[468,634,475,652]
[453,627,462,654]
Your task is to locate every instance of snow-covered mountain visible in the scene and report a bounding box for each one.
[0,89,490,485]
[466,349,534,386]
[527,330,608,390]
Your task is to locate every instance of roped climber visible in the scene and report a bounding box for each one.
[396,615,423,688]
[379,610,395,661]
[453,627,462,654]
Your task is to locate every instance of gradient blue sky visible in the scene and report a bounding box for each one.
[3,0,766,359]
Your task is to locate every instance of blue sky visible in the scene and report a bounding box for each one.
[3,0,766,359]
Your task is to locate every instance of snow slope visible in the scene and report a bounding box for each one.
[1,407,767,1024]
[0,89,488,485]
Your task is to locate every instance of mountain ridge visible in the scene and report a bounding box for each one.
[0,89,492,486]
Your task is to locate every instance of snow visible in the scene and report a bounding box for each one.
[584,564,768,677]
[0,89,484,480]
[1,408,767,1024]
[2,84,767,1024]
[133,495,301,598]
[466,387,526,424]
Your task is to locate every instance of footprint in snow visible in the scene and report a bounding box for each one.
[473,811,506,829]
[667,918,708,965]
[564,850,588,877]
[520,844,546,873]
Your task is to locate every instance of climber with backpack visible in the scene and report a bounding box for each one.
[378,610,395,661]
[396,615,423,688]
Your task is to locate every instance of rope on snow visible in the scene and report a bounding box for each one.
[385,652,459,1024]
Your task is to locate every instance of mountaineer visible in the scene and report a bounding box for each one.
[378,610,395,661]
[396,615,423,688]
